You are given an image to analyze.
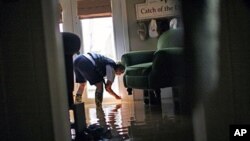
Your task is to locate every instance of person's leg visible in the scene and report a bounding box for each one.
[74,63,87,103]
[94,82,104,107]
[74,56,95,103]
[75,56,104,106]
[75,82,86,103]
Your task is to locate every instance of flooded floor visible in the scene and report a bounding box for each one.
[82,97,194,141]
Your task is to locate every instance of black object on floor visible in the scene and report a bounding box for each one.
[86,124,112,141]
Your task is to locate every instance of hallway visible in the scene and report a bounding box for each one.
[78,93,193,141]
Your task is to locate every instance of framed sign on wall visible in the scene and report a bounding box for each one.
[136,0,181,20]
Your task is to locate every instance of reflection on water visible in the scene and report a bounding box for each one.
[84,97,193,141]
[85,103,133,140]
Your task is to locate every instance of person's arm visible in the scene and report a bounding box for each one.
[105,80,121,99]
[105,65,121,99]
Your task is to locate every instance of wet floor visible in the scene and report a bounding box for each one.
[83,97,194,141]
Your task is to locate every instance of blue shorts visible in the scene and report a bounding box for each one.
[73,55,103,85]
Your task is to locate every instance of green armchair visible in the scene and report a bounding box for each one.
[121,28,184,96]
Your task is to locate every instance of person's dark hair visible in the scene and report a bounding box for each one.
[62,32,81,55]
[115,62,125,71]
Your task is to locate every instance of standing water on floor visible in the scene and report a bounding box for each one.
[85,103,132,140]
[83,98,193,141]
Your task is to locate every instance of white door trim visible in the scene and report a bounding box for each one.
[111,0,130,60]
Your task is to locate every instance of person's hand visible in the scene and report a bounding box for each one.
[115,95,121,100]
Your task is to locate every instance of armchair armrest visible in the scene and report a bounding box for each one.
[121,50,155,67]
[152,47,184,76]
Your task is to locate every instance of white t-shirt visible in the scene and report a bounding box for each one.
[106,65,115,83]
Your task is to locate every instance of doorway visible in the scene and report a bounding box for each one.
[80,17,120,104]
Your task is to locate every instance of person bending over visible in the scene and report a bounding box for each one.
[73,52,125,107]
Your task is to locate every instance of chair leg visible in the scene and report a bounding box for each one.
[127,88,132,95]
[150,89,161,105]
[143,90,150,105]
[143,89,161,105]
[154,89,161,96]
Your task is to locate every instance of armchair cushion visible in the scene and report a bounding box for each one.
[126,62,152,76]
[123,62,152,89]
